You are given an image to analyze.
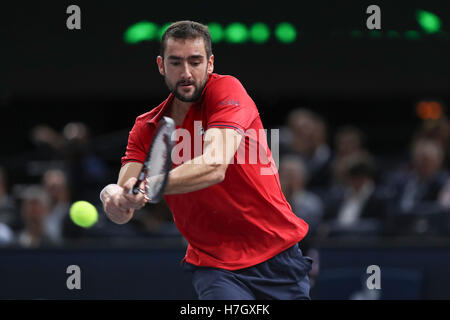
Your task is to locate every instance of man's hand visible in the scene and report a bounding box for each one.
[101,177,148,224]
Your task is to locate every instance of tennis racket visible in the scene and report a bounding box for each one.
[130,116,175,203]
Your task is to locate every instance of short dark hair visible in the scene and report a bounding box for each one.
[160,21,212,59]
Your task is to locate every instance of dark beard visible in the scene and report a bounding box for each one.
[173,83,203,102]
[165,72,208,103]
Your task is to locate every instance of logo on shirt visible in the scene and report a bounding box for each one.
[219,99,240,107]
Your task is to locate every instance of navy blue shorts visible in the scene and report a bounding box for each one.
[183,243,313,300]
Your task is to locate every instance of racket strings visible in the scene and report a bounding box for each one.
[145,125,172,200]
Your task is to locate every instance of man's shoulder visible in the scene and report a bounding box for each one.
[208,73,242,87]
[205,73,248,98]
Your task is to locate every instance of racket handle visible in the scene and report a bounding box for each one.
[130,171,146,195]
[130,182,145,195]
[130,180,142,195]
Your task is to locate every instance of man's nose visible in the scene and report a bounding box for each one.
[180,62,193,79]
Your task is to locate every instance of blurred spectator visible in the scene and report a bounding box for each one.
[0,223,14,247]
[61,122,109,203]
[278,155,324,235]
[334,126,366,159]
[439,179,450,210]
[0,167,17,227]
[396,139,447,213]
[278,155,323,292]
[31,125,64,152]
[384,138,448,235]
[320,151,388,237]
[330,126,366,186]
[42,169,71,243]
[31,122,109,204]
[413,116,450,168]
[280,108,332,194]
[16,185,55,248]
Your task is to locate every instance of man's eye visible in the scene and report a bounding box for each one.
[191,62,201,66]
[171,62,180,66]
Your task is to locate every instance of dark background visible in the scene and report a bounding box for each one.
[2,0,450,159]
[1,0,450,300]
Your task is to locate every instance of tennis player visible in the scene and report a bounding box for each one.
[100,20,312,300]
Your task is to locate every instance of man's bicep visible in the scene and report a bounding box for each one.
[203,128,243,166]
[117,162,143,186]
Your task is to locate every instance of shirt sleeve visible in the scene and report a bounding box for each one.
[205,76,259,135]
[121,117,150,166]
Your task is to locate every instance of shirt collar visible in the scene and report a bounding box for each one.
[146,93,175,126]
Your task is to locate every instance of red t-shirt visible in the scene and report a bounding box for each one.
[122,73,309,270]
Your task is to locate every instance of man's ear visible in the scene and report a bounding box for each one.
[207,54,214,74]
[157,56,165,76]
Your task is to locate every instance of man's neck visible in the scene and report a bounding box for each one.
[169,97,193,126]
[172,97,192,111]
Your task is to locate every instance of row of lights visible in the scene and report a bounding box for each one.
[124,22,298,44]
[349,30,448,40]
[352,10,444,40]
[124,11,443,45]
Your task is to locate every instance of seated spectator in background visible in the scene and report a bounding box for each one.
[280,108,332,195]
[31,125,64,153]
[389,139,448,214]
[330,126,366,186]
[0,222,14,247]
[439,179,450,210]
[383,138,448,235]
[334,126,365,158]
[320,152,388,237]
[16,186,55,248]
[278,155,323,290]
[31,122,109,204]
[413,116,449,168]
[42,169,71,243]
[0,167,17,227]
[278,155,324,236]
[438,179,450,238]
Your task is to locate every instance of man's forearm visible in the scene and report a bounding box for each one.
[164,154,226,195]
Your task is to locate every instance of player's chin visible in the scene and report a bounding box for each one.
[176,91,198,102]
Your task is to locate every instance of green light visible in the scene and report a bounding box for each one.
[275,22,297,43]
[208,23,224,43]
[416,10,442,34]
[369,30,382,39]
[387,30,400,38]
[250,23,270,43]
[158,22,172,41]
[225,23,249,43]
[350,30,364,38]
[124,21,158,44]
[405,30,421,40]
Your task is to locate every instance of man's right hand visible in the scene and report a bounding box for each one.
[101,177,148,224]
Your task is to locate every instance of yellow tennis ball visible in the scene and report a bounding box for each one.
[70,201,98,228]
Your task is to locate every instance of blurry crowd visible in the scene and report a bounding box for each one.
[278,108,450,245]
[0,108,449,249]
[0,122,178,248]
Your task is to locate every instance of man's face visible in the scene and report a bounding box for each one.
[157,37,214,102]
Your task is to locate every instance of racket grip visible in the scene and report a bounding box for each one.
[130,182,146,196]
[130,180,142,195]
